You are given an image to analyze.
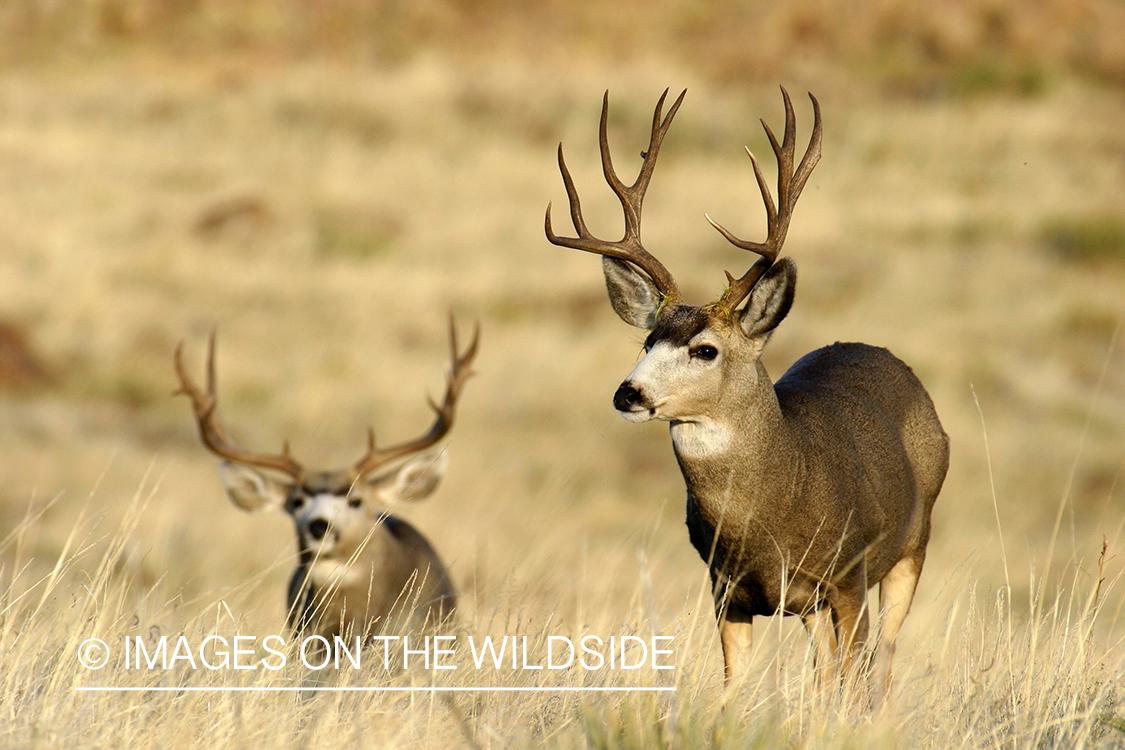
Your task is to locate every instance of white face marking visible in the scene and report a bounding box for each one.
[617,332,728,424]
[293,492,372,559]
[617,341,684,422]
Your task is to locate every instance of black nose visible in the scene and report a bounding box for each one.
[613,382,645,411]
[307,519,329,541]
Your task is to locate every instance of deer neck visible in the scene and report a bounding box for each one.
[669,360,797,509]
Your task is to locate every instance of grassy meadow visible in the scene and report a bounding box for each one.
[2,1,1125,746]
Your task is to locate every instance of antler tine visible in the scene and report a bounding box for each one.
[712,88,822,312]
[350,319,479,479]
[545,89,687,302]
[174,331,305,479]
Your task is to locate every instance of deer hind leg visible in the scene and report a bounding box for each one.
[802,606,839,692]
[874,555,922,703]
[827,563,871,696]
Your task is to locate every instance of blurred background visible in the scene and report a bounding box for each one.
[1,0,1124,650]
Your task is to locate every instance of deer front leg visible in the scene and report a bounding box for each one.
[711,570,754,686]
[719,608,754,686]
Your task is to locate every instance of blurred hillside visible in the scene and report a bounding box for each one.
[4,0,1125,95]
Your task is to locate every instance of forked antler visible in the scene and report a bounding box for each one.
[709,87,822,312]
[545,88,687,302]
[174,330,306,479]
[176,321,479,483]
[347,317,479,480]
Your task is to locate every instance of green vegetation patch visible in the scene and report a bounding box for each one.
[313,206,403,261]
[1039,213,1125,265]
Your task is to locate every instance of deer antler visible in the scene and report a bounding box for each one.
[174,330,305,479]
[709,87,822,312]
[545,88,687,302]
[348,317,479,480]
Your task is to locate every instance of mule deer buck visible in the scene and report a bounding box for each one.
[174,320,478,642]
[546,88,948,694]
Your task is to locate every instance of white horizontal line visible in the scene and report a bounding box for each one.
[75,686,676,693]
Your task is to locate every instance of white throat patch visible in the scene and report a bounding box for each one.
[670,420,732,458]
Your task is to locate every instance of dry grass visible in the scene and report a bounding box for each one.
[3,477,1124,748]
[0,6,1124,747]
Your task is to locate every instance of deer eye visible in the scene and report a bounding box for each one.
[286,496,305,512]
[347,495,363,509]
[691,345,718,361]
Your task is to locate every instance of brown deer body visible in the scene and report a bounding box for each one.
[175,321,477,641]
[546,89,948,692]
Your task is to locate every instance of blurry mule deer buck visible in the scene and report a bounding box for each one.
[175,320,477,640]
[546,89,948,693]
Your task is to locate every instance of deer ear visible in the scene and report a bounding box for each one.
[603,257,662,329]
[363,451,449,504]
[217,462,289,512]
[738,257,796,342]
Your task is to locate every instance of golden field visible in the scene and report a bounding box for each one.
[1,1,1125,746]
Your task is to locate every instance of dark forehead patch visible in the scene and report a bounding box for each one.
[300,471,353,495]
[644,305,713,349]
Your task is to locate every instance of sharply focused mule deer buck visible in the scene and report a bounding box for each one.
[175,320,478,641]
[546,88,948,694]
